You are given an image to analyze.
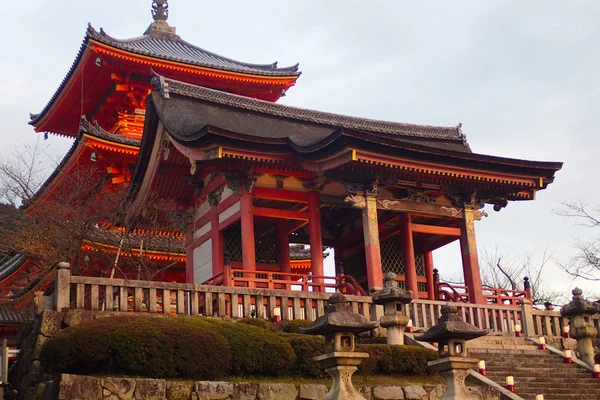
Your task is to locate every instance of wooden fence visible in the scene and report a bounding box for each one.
[51,263,599,338]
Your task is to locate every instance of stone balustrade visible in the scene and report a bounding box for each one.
[50,264,599,338]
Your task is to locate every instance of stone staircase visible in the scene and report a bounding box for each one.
[468,336,600,400]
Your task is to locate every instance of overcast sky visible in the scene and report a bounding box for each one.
[1,1,598,299]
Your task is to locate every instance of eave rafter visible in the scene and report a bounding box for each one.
[90,41,298,87]
[352,150,542,188]
[83,135,140,155]
[81,241,186,262]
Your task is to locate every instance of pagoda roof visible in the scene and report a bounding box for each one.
[0,304,31,325]
[29,22,300,132]
[0,255,26,282]
[79,116,142,147]
[86,228,186,256]
[25,117,140,208]
[88,25,300,77]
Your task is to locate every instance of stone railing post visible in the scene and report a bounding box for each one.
[433,269,440,300]
[55,262,71,311]
[523,276,532,300]
[520,298,535,337]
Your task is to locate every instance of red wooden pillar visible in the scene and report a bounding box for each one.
[424,246,435,300]
[400,213,418,296]
[459,208,485,304]
[308,191,324,281]
[278,220,290,274]
[240,185,256,287]
[362,195,383,290]
[211,206,223,278]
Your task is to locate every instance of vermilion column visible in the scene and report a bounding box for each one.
[400,213,418,296]
[459,208,485,304]
[362,195,383,290]
[240,185,256,287]
[278,220,290,274]
[424,246,435,300]
[308,191,324,281]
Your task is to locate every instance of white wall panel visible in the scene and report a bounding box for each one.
[193,222,211,240]
[219,201,240,223]
[193,239,213,284]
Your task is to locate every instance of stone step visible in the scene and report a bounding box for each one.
[466,338,600,399]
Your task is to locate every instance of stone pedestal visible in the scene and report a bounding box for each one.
[428,357,480,400]
[300,293,379,400]
[380,313,410,345]
[560,288,600,367]
[314,352,369,400]
[572,320,597,367]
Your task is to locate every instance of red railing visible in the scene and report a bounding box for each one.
[482,287,529,305]
[435,282,531,307]
[202,266,368,296]
[436,282,469,303]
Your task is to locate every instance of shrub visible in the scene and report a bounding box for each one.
[282,334,327,378]
[282,319,313,334]
[40,315,230,380]
[356,344,439,375]
[237,318,269,330]
[183,318,295,376]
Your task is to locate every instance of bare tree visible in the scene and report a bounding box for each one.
[480,245,563,306]
[0,139,49,207]
[556,199,600,281]
[0,142,191,281]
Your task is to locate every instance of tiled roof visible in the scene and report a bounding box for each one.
[86,228,186,255]
[88,25,300,77]
[24,118,140,208]
[0,255,26,282]
[29,23,300,127]
[151,74,465,143]
[289,245,328,261]
[0,304,31,325]
[79,116,141,147]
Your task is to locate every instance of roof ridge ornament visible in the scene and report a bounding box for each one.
[145,0,178,38]
[152,0,169,22]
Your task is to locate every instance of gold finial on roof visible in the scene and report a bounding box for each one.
[152,0,169,22]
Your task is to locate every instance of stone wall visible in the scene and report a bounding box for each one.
[8,309,125,400]
[35,374,501,400]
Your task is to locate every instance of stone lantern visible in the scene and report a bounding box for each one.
[560,287,600,367]
[371,272,413,345]
[300,292,379,400]
[415,303,488,400]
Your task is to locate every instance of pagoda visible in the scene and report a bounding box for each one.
[124,73,562,305]
[0,0,302,306]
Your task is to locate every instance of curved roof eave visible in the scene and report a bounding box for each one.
[24,116,141,209]
[29,23,302,128]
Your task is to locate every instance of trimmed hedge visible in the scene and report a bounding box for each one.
[178,318,295,377]
[281,319,313,334]
[237,318,269,330]
[40,315,436,379]
[40,316,230,380]
[282,334,327,378]
[357,344,439,375]
[279,334,438,377]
